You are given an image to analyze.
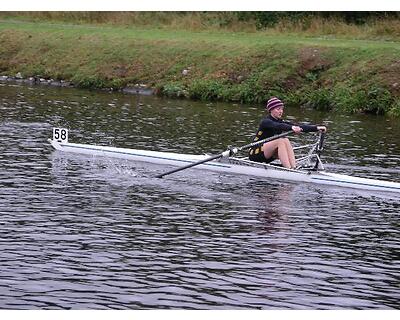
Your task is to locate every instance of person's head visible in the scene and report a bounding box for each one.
[266,97,284,119]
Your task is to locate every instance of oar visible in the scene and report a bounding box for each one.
[155,131,293,178]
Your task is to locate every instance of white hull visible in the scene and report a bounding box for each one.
[49,139,400,194]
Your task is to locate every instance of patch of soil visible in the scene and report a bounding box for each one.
[380,60,400,96]
[297,47,333,76]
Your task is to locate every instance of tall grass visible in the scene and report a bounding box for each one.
[273,16,400,40]
[0,12,257,32]
[1,12,400,39]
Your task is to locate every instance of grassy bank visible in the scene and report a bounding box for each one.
[0,19,400,116]
[2,12,400,40]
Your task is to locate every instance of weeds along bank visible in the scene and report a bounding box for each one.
[0,20,399,116]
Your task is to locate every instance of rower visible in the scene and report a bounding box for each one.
[249,97,327,169]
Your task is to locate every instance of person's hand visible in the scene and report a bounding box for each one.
[291,126,302,134]
[317,126,327,132]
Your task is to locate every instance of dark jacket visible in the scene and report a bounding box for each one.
[252,115,318,142]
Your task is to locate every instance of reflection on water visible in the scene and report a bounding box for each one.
[0,83,399,309]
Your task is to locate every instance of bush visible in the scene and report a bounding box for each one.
[304,88,333,110]
[331,86,364,113]
[188,79,225,101]
[161,83,188,98]
[331,85,393,115]
[363,86,393,115]
[388,100,400,117]
[109,78,125,89]
[71,75,106,89]
[235,81,267,104]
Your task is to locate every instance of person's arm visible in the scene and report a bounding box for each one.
[281,119,312,133]
[263,119,327,134]
[299,123,319,132]
[261,118,293,132]
[288,122,327,133]
[299,124,327,132]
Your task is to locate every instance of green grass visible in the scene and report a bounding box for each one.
[2,20,400,50]
[0,20,399,116]
[2,12,400,41]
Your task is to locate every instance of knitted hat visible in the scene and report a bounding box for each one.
[266,97,284,112]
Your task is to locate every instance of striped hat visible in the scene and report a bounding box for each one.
[266,97,284,112]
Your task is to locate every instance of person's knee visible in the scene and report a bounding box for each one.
[280,138,292,149]
[278,139,287,147]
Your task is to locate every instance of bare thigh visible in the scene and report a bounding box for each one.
[262,140,281,159]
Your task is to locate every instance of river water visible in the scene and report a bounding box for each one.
[0,82,399,309]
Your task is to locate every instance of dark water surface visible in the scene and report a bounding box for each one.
[0,82,399,309]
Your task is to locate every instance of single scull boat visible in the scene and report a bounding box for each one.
[48,128,400,194]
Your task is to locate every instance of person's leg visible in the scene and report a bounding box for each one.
[262,139,291,168]
[282,138,296,169]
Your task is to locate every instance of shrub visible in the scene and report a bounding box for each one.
[71,75,106,89]
[331,85,393,115]
[388,100,400,117]
[188,79,225,101]
[363,86,393,115]
[331,86,365,113]
[305,88,333,110]
[161,83,188,98]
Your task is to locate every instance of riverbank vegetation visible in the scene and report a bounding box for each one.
[0,12,399,116]
[2,12,400,40]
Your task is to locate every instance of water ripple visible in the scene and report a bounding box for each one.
[0,84,399,309]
